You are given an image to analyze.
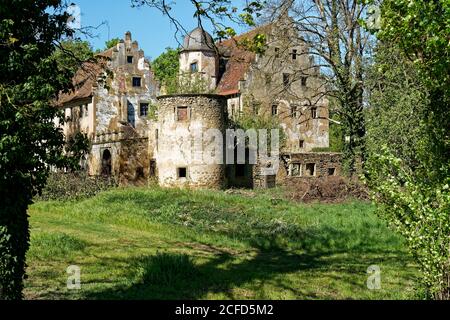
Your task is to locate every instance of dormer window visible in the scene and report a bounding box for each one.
[127,56,133,64]
[132,77,141,87]
[190,62,198,73]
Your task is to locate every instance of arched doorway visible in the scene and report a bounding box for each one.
[101,149,112,176]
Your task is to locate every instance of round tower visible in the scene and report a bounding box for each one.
[179,28,218,91]
[155,94,227,189]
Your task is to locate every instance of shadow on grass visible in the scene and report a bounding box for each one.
[83,243,411,300]
[79,190,413,299]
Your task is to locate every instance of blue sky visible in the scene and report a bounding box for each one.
[71,0,246,60]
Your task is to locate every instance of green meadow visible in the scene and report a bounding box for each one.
[25,187,418,300]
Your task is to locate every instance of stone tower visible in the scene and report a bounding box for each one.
[179,27,218,91]
[155,94,227,189]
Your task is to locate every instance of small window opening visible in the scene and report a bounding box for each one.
[299,140,305,149]
[140,103,149,117]
[274,47,280,58]
[149,160,156,177]
[127,56,133,64]
[291,163,301,177]
[283,73,290,87]
[305,163,316,176]
[292,49,298,60]
[301,76,307,87]
[328,168,336,176]
[190,62,198,73]
[271,104,278,116]
[132,77,141,87]
[311,107,318,119]
[178,167,187,178]
[177,106,188,121]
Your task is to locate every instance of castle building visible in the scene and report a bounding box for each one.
[58,22,341,189]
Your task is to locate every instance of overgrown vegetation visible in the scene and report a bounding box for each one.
[0,1,88,299]
[36,172,118,202]
[365,0,450,299]
[25,187,417,300]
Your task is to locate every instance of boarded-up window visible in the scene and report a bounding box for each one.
[305,163,316,176]
[177,106,188,121]
[291,163,301,176]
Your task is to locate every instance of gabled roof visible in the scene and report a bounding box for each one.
[57,51,111,106]
[216,24,272,96]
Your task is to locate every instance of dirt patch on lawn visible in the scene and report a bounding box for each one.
[282,176,370,203]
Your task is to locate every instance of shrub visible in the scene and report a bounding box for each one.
[36,171,118,202]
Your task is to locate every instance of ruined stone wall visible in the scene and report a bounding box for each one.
[280,152,342,181]
[156,94,227,189]
[252,152,342,188]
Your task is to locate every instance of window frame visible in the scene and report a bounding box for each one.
[139,102,149,117]
[132,77,142,87]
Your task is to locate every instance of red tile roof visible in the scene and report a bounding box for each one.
[57,50,111,106]
[216,25,272,95]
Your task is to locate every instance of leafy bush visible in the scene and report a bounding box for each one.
[36,171,118,202]
[28,233,87,259]
[135,253,198,286]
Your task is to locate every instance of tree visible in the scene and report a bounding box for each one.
[269,0,372,174]
[151,47,180,88]
[53,39,94,74]
[0,1,88,299]
[365,0,450,299]
[104,37,121,50]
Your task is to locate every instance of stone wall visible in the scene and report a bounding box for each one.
[155,94,227,189]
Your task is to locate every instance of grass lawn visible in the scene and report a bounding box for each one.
[24,186,418,300]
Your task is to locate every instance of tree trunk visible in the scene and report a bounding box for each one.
[0,191,30,300]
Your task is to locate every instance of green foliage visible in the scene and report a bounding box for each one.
[36,171,118,202]
[151,47,180,86]
[0,0,89,299]
[230,103,287,152]
[165,72,215,95]
[27,187,417,299]
[53,39,94,74]
[28,233,87,260]
[104,38,121,50]
[134,253,197,287]
[365,1,450,299]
